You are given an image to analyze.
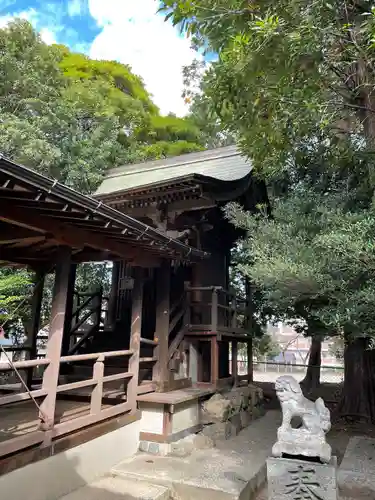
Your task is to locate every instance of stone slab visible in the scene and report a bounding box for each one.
[267,457,337,500]
[338,436,375,499]
[59,476,170,500]
[112,410,281,500]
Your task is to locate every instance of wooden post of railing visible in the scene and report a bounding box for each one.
[231,295,237,330]
[183,282,191,329]
[127,267,144,409]
[106,261,120,328]
[210,287,219,386]
[92,286,103,333]
[90,354,104,414]
[153,259,171,391]
[61,264,77,374]
[247,340,253,383]
[26,269,45,389]
[39,247,71,431]
[245,278,253,383]
[211,288,218,332]
[210,337,219,387]
[232,340,238,387]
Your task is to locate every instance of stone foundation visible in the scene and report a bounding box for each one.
[198,383,264,445]
[138,384,265,456]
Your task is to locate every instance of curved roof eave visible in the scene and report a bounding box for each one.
[95,146,253,199]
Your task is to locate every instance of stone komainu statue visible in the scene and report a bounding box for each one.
[272,375,332,463]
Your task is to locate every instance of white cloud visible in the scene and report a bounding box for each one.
[0,15,13,28]
[88,0,200,116]
[0,7,38,26]
[0,7,59,45]
[39,27,56,45]
[68,0,84,17]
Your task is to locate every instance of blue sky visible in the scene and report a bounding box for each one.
[0,0,201,115]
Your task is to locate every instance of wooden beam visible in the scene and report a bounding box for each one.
[127,267,144,408]
[4,236,47,249]
[0,200,154,262]
[38,247,71,430]
[153,259,171,389]
[0,225,42,243]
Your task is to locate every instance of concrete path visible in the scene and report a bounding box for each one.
[59,411,281,500]
[58,476,170,500]
[110,410,281,500]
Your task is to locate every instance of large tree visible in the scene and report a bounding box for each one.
[0,20,207,193]
[0,20,210,351]
[160,0,375,420]
[160,0,375,164]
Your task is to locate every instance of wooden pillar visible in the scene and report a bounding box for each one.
[61,263,77,357]
[232,340,238,386]
[26,269,46,389]
[210,337,219,386]
[211,288,218,332]
[153,259,171,391]
[106,260,120,328]
[127,267,144,409]
[247,340,253,383]
[245,278,253,383]
[39,247,71,430]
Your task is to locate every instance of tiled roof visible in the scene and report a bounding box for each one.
[95,146,252,197]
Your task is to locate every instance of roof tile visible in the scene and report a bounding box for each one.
[95,146,252,196]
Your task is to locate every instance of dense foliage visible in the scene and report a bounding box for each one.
[0,19,208,336]
[160,0,375,417]
[0,19,205,193]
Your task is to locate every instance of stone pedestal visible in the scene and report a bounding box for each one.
[267,456,338,500]
[272,428,332,464]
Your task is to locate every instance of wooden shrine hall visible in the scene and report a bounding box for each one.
[95,145,266,390]
[0,146,265,474]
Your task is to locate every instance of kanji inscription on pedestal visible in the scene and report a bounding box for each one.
[267,457,337,500]
[285,464,323,500]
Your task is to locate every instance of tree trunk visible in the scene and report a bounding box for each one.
[335,337,375,423]
[300,336,322,392]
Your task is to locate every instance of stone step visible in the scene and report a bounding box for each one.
[58,476,170,500]
[112,410,281,500]
[338,436,375,499]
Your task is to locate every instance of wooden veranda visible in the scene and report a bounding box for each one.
[0,156,207,465]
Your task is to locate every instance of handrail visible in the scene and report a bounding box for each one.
[140,337,158,346]
[186,286,223,292]
[70,308,94,336]
[68,323,96,356]
[0,358,50,371]
[186,285,250,332]
[71,294,95,320]
[60,349,133,363]
[0,346,32,352]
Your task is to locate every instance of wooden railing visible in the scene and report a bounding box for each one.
[186,286,250,337]
[0,348,136,457]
